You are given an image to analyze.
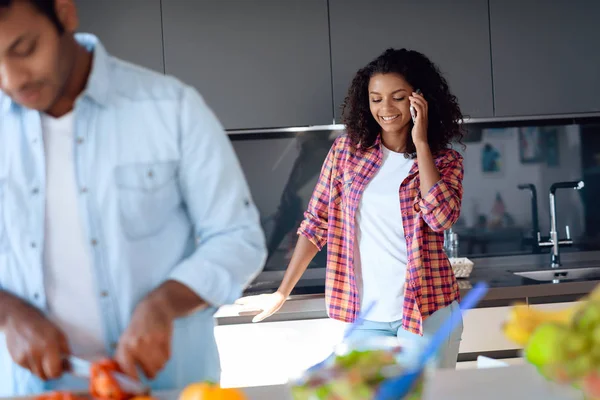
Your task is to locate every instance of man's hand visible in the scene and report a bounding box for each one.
[115,280,205,381]
[114,298,173,381]
[5,302,70,380]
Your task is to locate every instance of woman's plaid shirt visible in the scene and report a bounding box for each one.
[297,134,463,335]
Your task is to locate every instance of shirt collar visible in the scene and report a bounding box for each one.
[360,134,422,173]
[74,32,111,107]
[1,33,111,113]
[359,134,382,150]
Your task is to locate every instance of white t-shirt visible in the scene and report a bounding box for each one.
[41,111,106,359]
[354,146,414,322]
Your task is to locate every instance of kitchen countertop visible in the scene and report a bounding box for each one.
[216,251,600,325]
[246,364,581,399]
[4,364,582,400]
[229,364,582,399]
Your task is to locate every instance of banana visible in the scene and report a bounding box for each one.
[502,320,535,346]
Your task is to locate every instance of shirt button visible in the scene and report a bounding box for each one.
[76,137,84,144]
[80,187,88,194]
[30,242,37,248]
[147,170,154,178]
[91,239,98,246]
[31,188,39,195]
[100,290,109,297]
[110,342,118,350]
[406,235,411,240]
[33,293,39,299]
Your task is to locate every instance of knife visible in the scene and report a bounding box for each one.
[65,355,150,395]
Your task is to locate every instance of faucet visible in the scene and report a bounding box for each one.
[517,183,542,253]
[538,180,585,268]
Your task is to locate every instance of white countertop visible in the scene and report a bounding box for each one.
[3,364,584,400]
[235,363,583,400]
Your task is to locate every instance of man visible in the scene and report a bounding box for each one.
[0,0,266,396]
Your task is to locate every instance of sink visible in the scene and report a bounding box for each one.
[514,267,600,282]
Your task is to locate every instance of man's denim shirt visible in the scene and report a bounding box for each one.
[0,33,266,395]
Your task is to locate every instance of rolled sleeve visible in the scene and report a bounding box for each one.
[168,85,267,307]
[417,179,455,213]
[298,213,327,250]
[168,237,245,306]
[415,151,464,232]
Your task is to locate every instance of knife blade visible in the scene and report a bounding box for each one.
[65,355,150,395]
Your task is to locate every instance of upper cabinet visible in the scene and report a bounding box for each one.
[76,0,164,74]
[161,0,333,131]
[328,0,494,122]
[489,0,600,117]
[74,0,599,128]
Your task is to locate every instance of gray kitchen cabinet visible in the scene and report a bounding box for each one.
[489,0,600,117]
[76,0,164,74]
[328,0,494,122]
[161,0,333,130]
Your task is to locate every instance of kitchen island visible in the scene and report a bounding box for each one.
[231,364,582,399]
[6,364,581,400]
[233,364,582,399]
[171,364,583,399]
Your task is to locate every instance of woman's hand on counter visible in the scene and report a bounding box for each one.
[235,291,287,322]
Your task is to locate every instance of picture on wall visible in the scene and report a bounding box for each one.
[542,127,560,167]
[519,127,544,163]
[481,142,503,175]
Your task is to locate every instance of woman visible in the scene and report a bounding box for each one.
[238,48,465,368]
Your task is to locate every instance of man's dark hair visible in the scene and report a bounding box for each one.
[0,0,64,33]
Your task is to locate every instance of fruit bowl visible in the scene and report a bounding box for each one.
[502,284,600,400]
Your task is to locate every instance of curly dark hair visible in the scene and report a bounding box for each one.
[341,48,464,157]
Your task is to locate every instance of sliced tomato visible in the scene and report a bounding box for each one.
[90,359,134,400]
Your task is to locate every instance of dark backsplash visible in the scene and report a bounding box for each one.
[230,120,600,272]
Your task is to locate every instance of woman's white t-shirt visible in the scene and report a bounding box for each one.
[354,146,414,322]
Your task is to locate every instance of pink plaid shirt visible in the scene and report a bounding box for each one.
[298,134,462,335]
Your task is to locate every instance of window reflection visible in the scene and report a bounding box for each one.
[230,121,600,271]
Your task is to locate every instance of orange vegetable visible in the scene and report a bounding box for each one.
[34,359,152,400]
[90,358,133,400]
[178,382,247,400]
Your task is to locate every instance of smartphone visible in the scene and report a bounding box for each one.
[410,89,422,123]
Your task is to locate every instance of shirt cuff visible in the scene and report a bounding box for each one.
[168,259,242,308]
[297,220,326,251]
[415,179,453,214]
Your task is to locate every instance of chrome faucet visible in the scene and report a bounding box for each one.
[538,180,584,268]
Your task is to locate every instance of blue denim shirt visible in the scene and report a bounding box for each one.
[0,33,266,396]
